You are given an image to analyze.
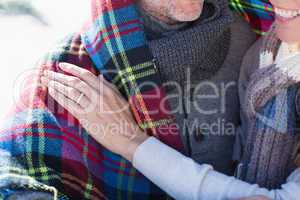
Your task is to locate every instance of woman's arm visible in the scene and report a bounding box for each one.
[132,137,271,200]
[42,63,300,200]
[132,136,300,200]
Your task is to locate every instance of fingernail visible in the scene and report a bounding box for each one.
[59,63,69,69]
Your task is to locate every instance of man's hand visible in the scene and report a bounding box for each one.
[235,196,271,200]
[41,62,149,162]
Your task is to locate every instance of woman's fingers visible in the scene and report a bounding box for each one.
[47,86,84,118]
[42,63,128,116]
[47,63,124,102]
[59,63,100,90]
[58,63,121,100]
[46,78,91,108]
[43,70,95,100]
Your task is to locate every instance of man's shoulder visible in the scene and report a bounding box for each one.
[229,13,257,47]
[240,37,263,77]
[223,13,257,70]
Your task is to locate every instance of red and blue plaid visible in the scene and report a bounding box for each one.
[0,0,183,199]
[0,0,275,199]
[229,0,274,35]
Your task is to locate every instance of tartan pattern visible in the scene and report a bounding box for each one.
[0,34,106,200]
[0,0,184,199]
[229,0,274,35]
[81,0,184,149]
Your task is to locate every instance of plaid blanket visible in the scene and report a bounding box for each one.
[0,0,184,199]
[229,0,274,35]
[0,0,275,199]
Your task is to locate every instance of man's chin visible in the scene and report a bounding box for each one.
[173,13,202,22]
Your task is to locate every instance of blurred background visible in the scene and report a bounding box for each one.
[0,0,89,121]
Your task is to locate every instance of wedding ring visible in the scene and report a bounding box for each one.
[76,93,85,105]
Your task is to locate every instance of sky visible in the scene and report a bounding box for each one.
[0,0,90,121]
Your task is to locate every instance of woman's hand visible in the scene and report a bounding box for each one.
[40,62,149,162]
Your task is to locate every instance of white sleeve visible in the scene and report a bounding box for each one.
[133,137,276,200]
[133,137,213,200]
[274,168,300,200]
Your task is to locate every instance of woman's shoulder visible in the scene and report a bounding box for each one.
[222,13,257,73]
[237,31,264,102]
[225,13,257,69]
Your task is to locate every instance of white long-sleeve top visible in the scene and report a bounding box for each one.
[133,137,300,200]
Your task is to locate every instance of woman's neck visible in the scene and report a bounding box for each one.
[286,43,300,53]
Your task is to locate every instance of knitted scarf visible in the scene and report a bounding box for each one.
[149,0,232,88]
[240,26,300,189]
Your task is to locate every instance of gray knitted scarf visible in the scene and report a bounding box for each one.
[147,0,233,88]
[241,26,300,189]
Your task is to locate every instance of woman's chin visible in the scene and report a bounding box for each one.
[275,27,300,44]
